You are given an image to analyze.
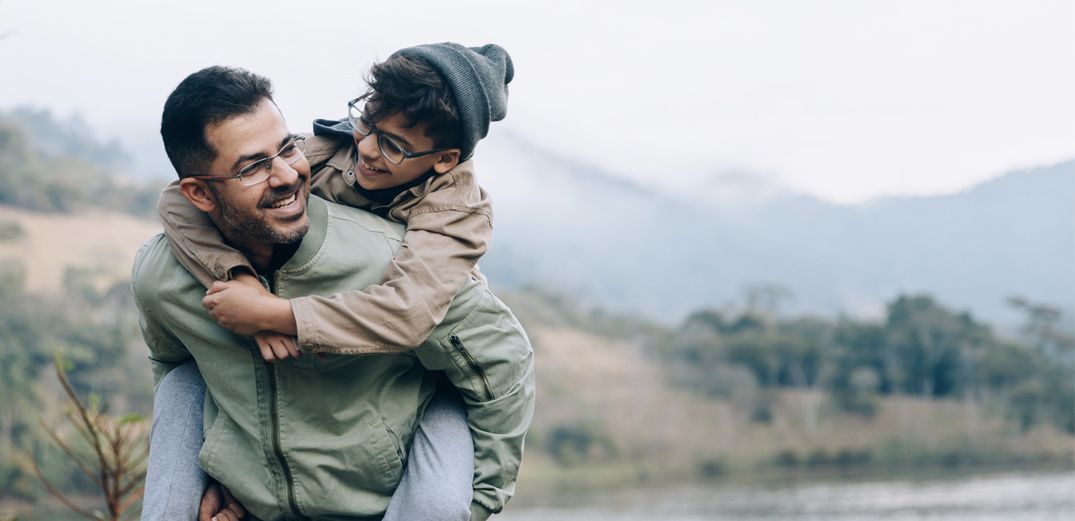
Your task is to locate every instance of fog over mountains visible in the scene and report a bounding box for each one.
[11,106,1068,326]
[475,131,1074,325]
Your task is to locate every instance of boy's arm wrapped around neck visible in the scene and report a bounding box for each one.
[291,160,493,353]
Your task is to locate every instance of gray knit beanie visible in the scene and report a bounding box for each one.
[393,43,514,161]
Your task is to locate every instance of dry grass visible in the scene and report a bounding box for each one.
[0,205,160,293]
[520,325,1075,491]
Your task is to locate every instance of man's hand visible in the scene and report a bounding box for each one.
[255,331,300,362]
[199,482,246,521]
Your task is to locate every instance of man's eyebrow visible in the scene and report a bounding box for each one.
[231,135,295,170]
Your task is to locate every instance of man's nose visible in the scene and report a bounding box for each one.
[267,156,301,187]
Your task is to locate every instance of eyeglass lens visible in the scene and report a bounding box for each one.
[237,138,305,186]
[377,136,407,165]
[348,101,415,166]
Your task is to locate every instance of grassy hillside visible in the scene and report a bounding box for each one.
[503,290,1075,498]
[0,206,160,293]
[508,305,1074,497]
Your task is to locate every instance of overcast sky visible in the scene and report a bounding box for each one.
[1,0,1072,203]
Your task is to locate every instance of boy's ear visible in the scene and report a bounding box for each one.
[431,149,461,175]
[179,178,219,213]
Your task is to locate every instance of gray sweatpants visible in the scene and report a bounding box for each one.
[141,360,474,520]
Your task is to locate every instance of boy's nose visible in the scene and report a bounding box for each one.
[357,133,382,164]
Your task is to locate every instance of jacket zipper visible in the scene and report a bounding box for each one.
[267,361,304,518]
[266,273,303,518]
[450,334,494,401]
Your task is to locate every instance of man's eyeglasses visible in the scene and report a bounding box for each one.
[190,136,307,187]
[347,98,452,166]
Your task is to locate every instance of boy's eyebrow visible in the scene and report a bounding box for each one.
[366,118,414,148]
[381,130,413,148]
[231,135,295,170]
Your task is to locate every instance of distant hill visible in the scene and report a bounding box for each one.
[0,107,131,170]
[476,132,1074,325]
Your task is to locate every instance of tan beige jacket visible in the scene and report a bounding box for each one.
[157,133,493,354]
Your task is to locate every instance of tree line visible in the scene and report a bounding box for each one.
[0,110,160,216]
[655,292,1074,433]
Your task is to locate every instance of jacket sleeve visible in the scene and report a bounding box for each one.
[132,238,195,387]
[157,181,254,288]
[290,192,492,354]
[413,290,536,517]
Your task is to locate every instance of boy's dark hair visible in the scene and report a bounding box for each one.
[161,66,274,178]
[359,55,461,152]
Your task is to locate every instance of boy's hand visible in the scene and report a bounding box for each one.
[199,482,246,521]
[255,331,301,362]
[202,281,277,335]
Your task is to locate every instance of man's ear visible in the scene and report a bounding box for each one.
[179,178,218,213]
[432,149,461,175]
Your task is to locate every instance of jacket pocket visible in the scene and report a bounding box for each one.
[198,406,225,471]
[437,288,533,402]
[448,333,495,401]
[368,415,405,486]
[198,414,279,521]
[301,415,406,518]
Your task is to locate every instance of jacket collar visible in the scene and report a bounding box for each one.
[281,194,329,271]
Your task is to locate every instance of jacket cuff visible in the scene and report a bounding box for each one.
[470,501,494,521]
[290,296,318,352]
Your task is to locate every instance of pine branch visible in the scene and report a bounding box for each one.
[55,363,109,477]
[118,483,145,513]
[28,455,100,520]
[34,355,149,521]
[39,419,101,484]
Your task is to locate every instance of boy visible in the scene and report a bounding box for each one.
[150,44,521,521]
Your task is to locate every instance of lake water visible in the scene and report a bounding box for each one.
[16,469,1072,520]
[498,470,1075,521]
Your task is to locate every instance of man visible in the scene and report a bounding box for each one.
[133,66,534,520]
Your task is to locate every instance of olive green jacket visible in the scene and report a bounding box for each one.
[134,195,534,520]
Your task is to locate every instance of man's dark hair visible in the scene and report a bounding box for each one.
[161,66,274,178]
[359,56,461,150]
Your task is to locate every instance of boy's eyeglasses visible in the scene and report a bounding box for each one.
[347,98,453,166]
[190,136,307,187]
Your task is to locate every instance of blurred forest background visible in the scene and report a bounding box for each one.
[0,106,1071,519]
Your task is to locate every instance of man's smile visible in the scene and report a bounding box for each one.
[267,192,297,209]
[259,186,307,220]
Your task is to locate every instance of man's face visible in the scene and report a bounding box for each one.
[203,98,311,251]
[354,112,445,191]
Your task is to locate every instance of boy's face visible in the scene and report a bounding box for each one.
[354,112,457,191]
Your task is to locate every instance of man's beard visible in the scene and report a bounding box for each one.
[210,184,310,248]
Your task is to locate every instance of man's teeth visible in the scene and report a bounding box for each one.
[363,161,386,173]
[269,194,296,209]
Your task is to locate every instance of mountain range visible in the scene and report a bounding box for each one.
[475,131,1074,326]
[7,108,1071,326]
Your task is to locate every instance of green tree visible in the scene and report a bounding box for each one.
[884,295,989,398]
[0,262,52,498]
